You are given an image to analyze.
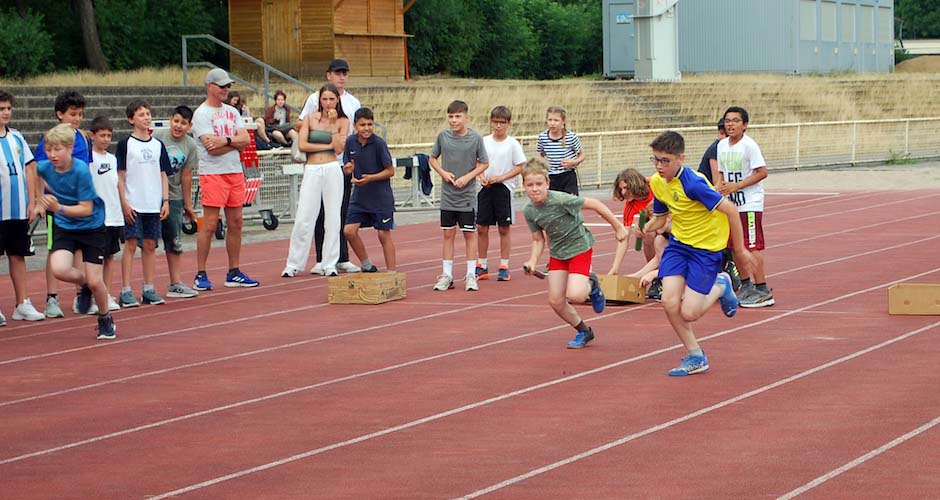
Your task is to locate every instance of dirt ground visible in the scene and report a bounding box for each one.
[895,55,940,73]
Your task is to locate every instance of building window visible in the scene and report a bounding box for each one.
[878,7,892,43]
[821,1,837,42]
[800,0,817,41]
[860,5,874,43]
[841,3,855,43]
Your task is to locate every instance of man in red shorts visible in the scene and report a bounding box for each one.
[191,68,260,290]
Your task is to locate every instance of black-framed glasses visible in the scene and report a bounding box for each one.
[650,155,674,165]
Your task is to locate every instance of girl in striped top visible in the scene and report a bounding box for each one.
[536,106,584,195]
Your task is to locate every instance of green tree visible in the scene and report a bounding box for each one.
[0,8,54,78]
[466,0,536,78]
[896,0,940,39]
[405,0,482,75]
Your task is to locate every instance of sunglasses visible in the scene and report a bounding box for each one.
[212,83,233,89]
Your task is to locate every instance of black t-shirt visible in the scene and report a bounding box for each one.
[697,139,720,185]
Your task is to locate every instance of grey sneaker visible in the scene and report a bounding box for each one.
[740,289,775,308]
[465,273,479,291]
[433,274,454,291]
[736,281,758,301]
[167,282,199,298]
[45,296,65,318]
[141,289,166,305]
[119,290,140,308]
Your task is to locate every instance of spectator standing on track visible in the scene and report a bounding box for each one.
[537,106,584,195]
[643,131,755,376]
[87,116,123,313]
[716,106,772,307]
[281,83,349,278]
[341,107,397,273]
[428,100,489,292]
[151,105,200,299]
[30,124,116,339]
[33,90,92,318]
[521,158,626,349]
[116,99,170,308]
[191,68,260,290]
[0,90,45,324]
[298,59,362,275]
[475,105,526,282]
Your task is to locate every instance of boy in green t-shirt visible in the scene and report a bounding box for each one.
[521,158,627,349]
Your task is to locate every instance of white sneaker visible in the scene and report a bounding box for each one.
[107,295,121,311]
[337,261,361,273]
[465,273,479,291]
[323,267,339,277]
[281,267,299,278]
[433,274,454,291]
[0,309,6,326]
[12,299,45,321]
[310,263,325,275]
[72,295,99,315]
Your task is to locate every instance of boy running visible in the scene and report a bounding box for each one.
[428,100,489,291]
[151,106,200,299]
[521,158,627,349]
[341,107,397,272]
[643,131,755,376]
[30,124,116,339]
[475,106,526,282]
[716,106,772,307]
[116,99,170,307]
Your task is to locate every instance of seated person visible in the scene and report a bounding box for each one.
[254,90,297,148]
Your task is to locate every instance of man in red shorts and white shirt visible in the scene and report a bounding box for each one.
[191,68,260,290]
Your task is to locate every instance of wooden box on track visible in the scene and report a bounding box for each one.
[888,283,940,315]
[596,274,647,304]
[328,273,407,305]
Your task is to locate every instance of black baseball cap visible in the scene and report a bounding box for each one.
[328,59,350,72]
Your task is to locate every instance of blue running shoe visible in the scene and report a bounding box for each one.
[716,272,737,317]
[96,313,117,340]
[76,284,93,315]
[668,354,709,376]
[566,327,595,349]
[225,270,260,288]
[588,272,605,313]
[194,272,212,291]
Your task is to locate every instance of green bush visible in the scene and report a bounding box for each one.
[0,9,54,78]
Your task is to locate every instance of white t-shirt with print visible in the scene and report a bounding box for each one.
[717,134,766,212]
[192,102,245,175]
[90,150,124,227]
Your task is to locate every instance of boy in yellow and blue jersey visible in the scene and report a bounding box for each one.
[642,131,755,376]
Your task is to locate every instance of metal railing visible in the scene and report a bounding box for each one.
[181,33,313,112]
[226,117,940,224]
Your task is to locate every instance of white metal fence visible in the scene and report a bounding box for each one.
[243,117,940,221]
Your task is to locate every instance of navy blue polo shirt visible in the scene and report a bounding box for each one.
[344,134,394,212]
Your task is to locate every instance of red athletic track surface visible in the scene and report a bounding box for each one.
[1,189,939,499]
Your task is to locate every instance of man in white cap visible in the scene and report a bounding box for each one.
[190,68,260,290]
[297,59,362,274]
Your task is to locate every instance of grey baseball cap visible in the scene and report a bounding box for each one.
[205,68,234,86]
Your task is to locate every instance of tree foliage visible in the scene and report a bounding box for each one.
[0,8,54,78]
[405,0,601,79]
[896,0,940,39]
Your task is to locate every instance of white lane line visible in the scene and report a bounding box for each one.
[0,295,653,466]
[457,321,940,499]
[768,191,841,196]
[776,416,940,499]
[133,270,938,499]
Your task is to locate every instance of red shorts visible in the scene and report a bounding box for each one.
[728,211,765,251]
[200,173,246,208]
[548,247,593,277]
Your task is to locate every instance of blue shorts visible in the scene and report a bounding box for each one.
[347,207,395,230]
[124,213,161,241]
[160,200,184,254]
[658,236,722,295]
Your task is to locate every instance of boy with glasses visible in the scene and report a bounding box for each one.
[643,131,755,376]
[716,106,772,307]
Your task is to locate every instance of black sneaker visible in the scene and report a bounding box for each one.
[76,284,93,314]
[97,314,116,340]
[646,278,663,302]
[724,259,742,292]
[363,265,379,273]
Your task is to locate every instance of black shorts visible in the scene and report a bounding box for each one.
[476,184,513,227]
[104,226,123,256]
[441,209,476,232]
[51,226,108,264]
[0,219,32,256]
[549,170,579,195]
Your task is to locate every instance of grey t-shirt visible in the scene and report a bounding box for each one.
[524,190,595,260]
[191,102,245,175]
[152,129,198,201]
[430,128,488,212]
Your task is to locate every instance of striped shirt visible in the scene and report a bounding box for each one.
[536,129,582,175]
[0,128,33,221]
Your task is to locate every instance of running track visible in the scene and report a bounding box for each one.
[1,189,938,499]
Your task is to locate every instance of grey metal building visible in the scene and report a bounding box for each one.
[603,0,896,76]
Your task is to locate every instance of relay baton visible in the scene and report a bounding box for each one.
[523,264,546,279]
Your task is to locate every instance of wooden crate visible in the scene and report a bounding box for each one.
[888,283,940,315]
[328,273,406,305]
[596,274,647,304]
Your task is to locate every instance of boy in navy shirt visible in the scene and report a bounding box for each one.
[340,108,396,272]
[30,124,116,340]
